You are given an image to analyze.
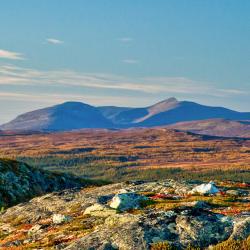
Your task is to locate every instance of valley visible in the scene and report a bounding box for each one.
[0,128,249,182]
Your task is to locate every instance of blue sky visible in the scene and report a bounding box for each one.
[0,0,249,123]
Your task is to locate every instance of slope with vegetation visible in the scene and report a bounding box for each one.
[0,158,100,208]
[0,128,249,182]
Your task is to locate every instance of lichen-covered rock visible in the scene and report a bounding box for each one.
[180,200,210,210]
[129,180,192,196]
[230,217,250,240]
[84,203,117,217]
[176,210,233,247]
[104,214,138,227]
[0,179,249,249]
[66,214,145,250]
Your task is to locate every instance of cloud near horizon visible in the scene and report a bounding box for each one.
[0,64,248,98]
[0,50,25,60]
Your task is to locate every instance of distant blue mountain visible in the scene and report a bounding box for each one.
[135,100,250,127]
[1,98,250,131]
[99,97,250,127]
[0,102,113,131]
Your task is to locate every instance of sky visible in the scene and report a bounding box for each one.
[0,0,249,123]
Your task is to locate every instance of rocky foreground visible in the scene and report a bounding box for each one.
[0,179,249,249]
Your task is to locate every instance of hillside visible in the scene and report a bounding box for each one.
[1,98,250,131]
[0,158,95,207]
[167,119,250,138]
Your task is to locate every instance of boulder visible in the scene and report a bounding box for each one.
[190,181,219,195]
[109,193,148,211]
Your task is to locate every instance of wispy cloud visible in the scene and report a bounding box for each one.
[0,63,249,124]
[46,38,64,45]
[0,50,24,60]
[0,64,248,99]
[122,59,139,64]
[118,37,133,43]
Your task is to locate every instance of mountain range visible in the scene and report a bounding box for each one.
[1,98,250,136]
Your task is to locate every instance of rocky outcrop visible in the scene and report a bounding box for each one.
[176,210,232,247]
[0,179,249,249]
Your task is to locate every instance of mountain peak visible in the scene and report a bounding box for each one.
[56,101,91,108]
[133,98,180,123]
[148,97,179,112]
[160,97,178,103]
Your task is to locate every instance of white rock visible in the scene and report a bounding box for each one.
[190,181,219,195]
[52,214,71,224]
[109,193,148,211]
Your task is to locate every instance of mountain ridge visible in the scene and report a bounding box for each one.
[1,98,250,132]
